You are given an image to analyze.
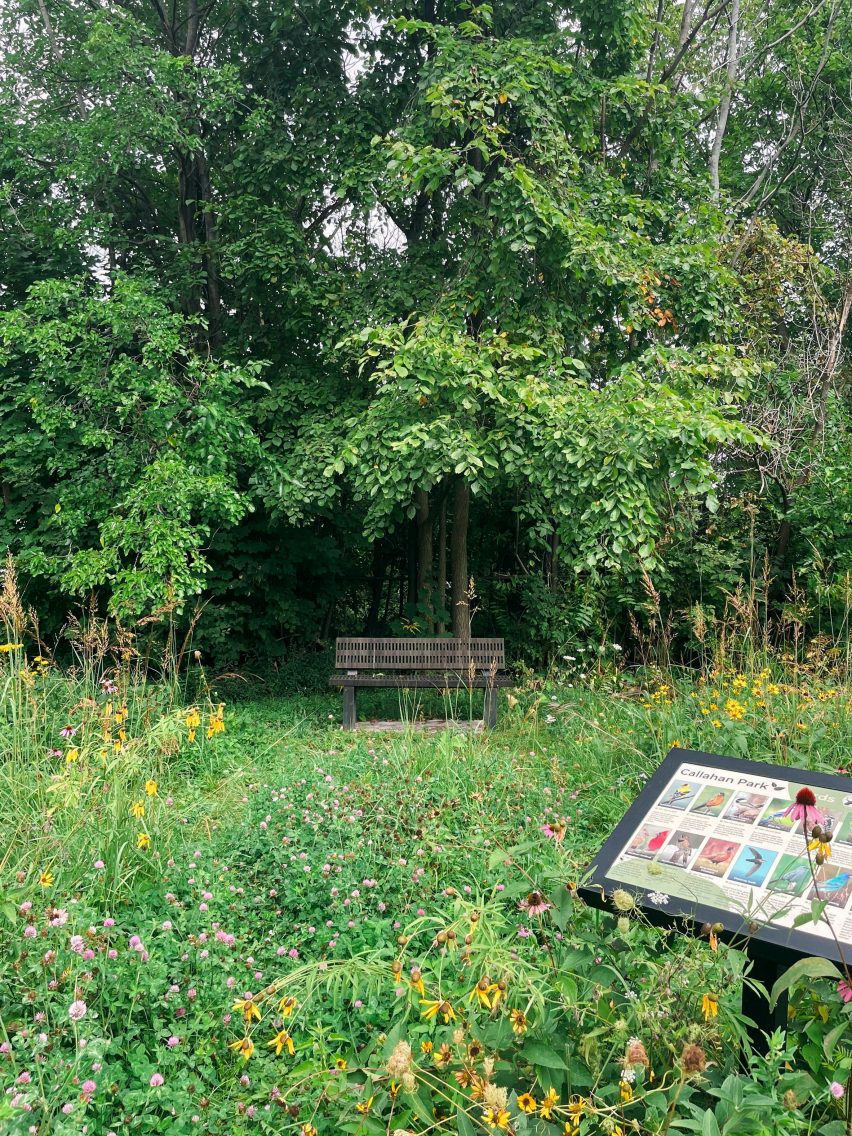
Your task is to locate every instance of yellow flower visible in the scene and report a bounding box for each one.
[517,1091,537,1113]
[207,718,225,739]
[267,1029,294,1056]
[711,719,722,729]
[187,729,196,743]
[702,993,718,1020]
[564,1095,586,1132]
[355,1096,374,1115]
[130,801,145,819]
[420,999,456,1024]
[420,1041,433,1056]
[481,1106,511,1130]
[509,1008,528,1034]
[489,980,507,1010]
[278,995,298,1016]
[65,748,79,763]
[145,779,158,797]
[0,642,22,652]
[539,1087,559,1118]
[136,833,151,850]
[39,870,54,887]
[185,708,201,730]
[434,1043,452,1069]
[808,838,831,861]
[409,967,425,997]
[335,1057,348,1070]
[619,1079,633,1102]
[233,998,262,1023]
[468,977,493,1009]
[228,1035,254,1061]
[301,1127,317,1136]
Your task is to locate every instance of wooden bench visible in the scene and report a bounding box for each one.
[329,637,513,730]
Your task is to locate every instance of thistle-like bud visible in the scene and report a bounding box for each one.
[612,889,635,912]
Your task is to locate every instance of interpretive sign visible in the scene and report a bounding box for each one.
[582,747,852,965]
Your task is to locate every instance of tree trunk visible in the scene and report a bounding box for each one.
[364,541,386,635]
[709,0,740,199]
[437,496,447,634]
[415,489,433,631]
[451,479,470,640]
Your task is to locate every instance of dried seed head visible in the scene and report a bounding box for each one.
[625,1038,649,1067]
[386,1041,413,1079]
[483,1083,508,1110]
[681,1044,706,1074]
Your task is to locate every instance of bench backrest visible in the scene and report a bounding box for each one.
[335,637,505,671]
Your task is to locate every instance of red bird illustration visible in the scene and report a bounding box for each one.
[646,830,670,853]
[694,792,726,813]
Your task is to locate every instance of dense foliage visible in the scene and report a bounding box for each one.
[1,0,851,664]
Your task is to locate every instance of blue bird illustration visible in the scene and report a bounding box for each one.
[821,872,851,894]
[770,863,809,890]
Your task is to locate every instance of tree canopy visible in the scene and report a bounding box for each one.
[2,0,851,662]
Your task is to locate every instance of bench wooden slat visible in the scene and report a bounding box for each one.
[335,637,504,671]
[329,674,514,689]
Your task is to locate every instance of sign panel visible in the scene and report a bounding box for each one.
[582,748,852,964]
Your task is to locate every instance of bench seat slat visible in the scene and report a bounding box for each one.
[329,674,514,689]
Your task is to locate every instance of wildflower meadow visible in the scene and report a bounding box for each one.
[0,561,850,1136]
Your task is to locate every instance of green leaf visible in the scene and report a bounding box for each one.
[769,957,842,1009]
[522,1040,568,1070]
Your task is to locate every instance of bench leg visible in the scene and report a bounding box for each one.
[342,686,357,730]
[483,684,498,729]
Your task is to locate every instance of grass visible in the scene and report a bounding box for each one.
[1,651,851,1134]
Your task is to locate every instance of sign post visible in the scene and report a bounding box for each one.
[580,748,852,1051]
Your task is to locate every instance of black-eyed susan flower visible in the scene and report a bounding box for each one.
[517,1091,537,1113]
[619,1079,633,1102]
[267,1029,294,1056]
[335,1056,347,1070]
[434,1043,452,1069]
[409,966,425,997]
[355,1095,374,1115]
[420,1040,433,1056]
[481,1106,511,1130]
[389,1081,400,1100]
[510,1008,528,1034]
[233,998,262,1023]
[702,993,718,1020]
[228,1036,254,1060]
[136,833,151,850]
[39,870,54,887]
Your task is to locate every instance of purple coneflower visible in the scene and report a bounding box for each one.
[783,787,826,825]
